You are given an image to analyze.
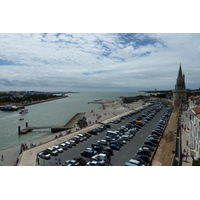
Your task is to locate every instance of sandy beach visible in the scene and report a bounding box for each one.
[0,100,144,166]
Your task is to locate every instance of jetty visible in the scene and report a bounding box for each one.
[18,122,70,135]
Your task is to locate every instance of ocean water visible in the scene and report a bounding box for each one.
[0,91,147,150]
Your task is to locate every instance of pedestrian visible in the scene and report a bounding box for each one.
[37,156,40,165]
[186,140,188,146]
[58,157,61,165]
[1,154,4,161]
[16,158,19,164]
[191,155,195,160]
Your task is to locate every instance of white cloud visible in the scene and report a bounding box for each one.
[0,33,200,91]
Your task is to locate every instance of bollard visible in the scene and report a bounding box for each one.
[18,126,21,135]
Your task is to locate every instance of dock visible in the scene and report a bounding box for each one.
[18,123,70,135]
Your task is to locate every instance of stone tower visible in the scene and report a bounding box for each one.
[173,64,187,106]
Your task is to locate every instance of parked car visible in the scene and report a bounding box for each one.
[144,140,157,147]
[137,149,152,156]
[74,136,83,142]
[83,133,91,138]
[65,141,73,148]
[45,147,58,156]
[80,150,95,158]
[121,135,130,141]
[148,137,159,144]
[77,134,87,140]
[59,143,68,150]
[73,157,87,166]
[86,148,97,155]
[97,140,107,146]
[124,162,139,166]
[110,143,120,150]
[91,153,107,166]
[92,144,104,152]
[129,159,144,166]
[52,146,63,153]
[138,146,154,152]
[71,137,79,144]
[62,160,79,166]
[131,157,147,165]
[142,144,155,152]
[38,152,51,160]
[69,140,76,146]
[86,160,101,166]
[88,129,98,135]
[137,155,151,164]
[103,147,114,156]
[151,130,162,136]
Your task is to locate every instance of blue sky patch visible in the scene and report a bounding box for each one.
[0,59,14,65]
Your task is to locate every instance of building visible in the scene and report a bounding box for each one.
[189,107,200,158]
[173,64,187,107]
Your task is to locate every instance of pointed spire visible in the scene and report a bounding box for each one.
[178,63,182,78]
[175,63,186,90]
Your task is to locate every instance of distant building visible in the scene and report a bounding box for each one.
[173,64,187,106]
[188,96,200,110]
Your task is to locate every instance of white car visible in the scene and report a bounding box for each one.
[38,152,51,160]
[69,140,76,146]
[129,159,145,166]
[86,160,101,166]
[52,146,63,153]
[65,141,73,148]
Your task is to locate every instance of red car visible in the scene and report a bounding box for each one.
[71,137,79,143]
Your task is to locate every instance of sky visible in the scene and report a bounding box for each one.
[0,1,200,92]
[0,33,200,92]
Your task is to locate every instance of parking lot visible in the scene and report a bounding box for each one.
[37,101,172,166]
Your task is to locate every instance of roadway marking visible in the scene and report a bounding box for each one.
[140,134,143,137]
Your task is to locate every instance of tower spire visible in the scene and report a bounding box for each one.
[178,63,182,78]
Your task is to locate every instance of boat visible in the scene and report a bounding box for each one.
[19,109,28,114]
[19,118,24,121]
[0,105,19,111]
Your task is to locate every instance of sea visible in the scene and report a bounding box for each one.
[0,91,147,150]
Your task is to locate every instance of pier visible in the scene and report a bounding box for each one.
[18,122,69,135]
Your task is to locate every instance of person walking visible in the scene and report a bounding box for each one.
[1,154,4,161]
[58,157,61,165]
[37,156,40,165]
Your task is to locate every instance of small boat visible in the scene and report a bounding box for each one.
[0,105,19,111]
[19,109,28,114]
[19,118,24,121]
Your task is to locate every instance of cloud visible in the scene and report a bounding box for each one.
[0,33,199,91]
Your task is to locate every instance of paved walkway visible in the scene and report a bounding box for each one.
[180,110,193,166]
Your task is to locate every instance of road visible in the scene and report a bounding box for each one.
[38,103,168,166]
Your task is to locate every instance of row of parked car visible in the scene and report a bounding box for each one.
[124,106,173,166]
[59,104,157,166]
[38,132,97,160]
[60,104,154,165]
[37,124,113,165]
[71,103,168,166]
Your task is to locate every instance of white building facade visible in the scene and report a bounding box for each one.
[189,107,200,158]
